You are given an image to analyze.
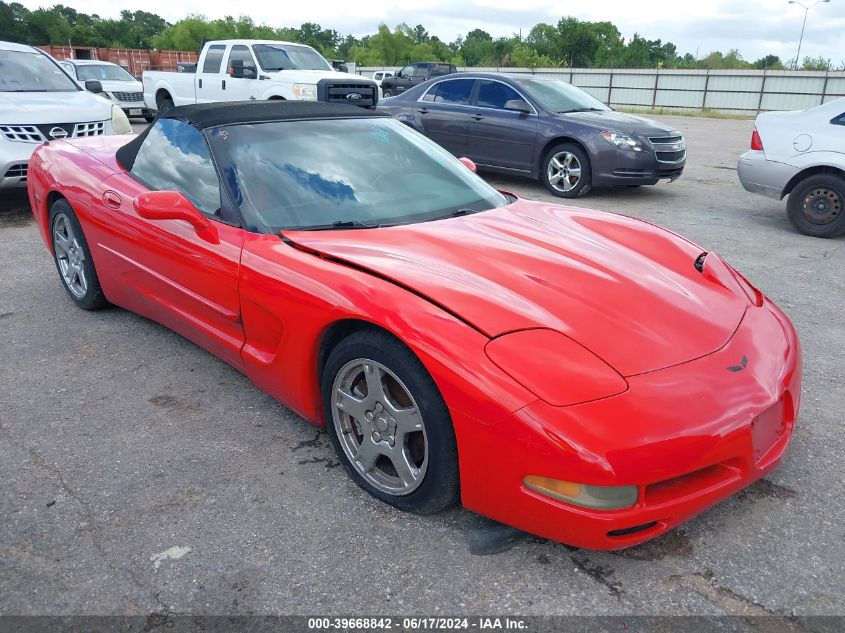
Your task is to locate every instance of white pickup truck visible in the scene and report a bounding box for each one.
[143,39,378,113]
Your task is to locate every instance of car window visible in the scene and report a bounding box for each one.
[0,49,79,92]
[430,79,474,105]
[832,113,845,126]
[60,62,76,78]
[207,118,507,232]
[227,45,256,72]
[398,65,414,78]
[131,119,223,218]
[411,65,428,77]
[75,64,135,82]
[476,80,522,110]
[430,64,452,77]
[202,45,226,74]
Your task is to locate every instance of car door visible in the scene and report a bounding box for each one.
[391,65,416,94]
[90,118,246,367]
[223,45,259,101]
[415,78,477,156]
[466,79,539,171]
[196,44,227,103]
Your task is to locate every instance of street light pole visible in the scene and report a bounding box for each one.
[788,0,831,69]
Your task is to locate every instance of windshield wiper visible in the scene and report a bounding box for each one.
[281,220,382,232]
[557,107,604,113]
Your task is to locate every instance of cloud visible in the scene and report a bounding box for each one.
[17,0,845,62]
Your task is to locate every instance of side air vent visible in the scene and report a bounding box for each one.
[694,252,707,273]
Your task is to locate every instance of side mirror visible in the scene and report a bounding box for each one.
[134,191,218,242]
[504,99,531,114]
[458,157,477,173]
[85,80,103,94]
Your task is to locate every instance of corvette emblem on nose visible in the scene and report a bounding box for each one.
[727,355,749,372]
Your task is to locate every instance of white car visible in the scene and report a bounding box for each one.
[738,98,845,238]
[0,41,132,189]
[60,59,154,122]
[372,70,394,86]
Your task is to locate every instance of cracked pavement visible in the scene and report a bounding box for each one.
[0,116,842,618]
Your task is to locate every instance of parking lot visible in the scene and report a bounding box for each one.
[1,115,843,619]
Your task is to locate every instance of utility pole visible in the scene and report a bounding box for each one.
[788,0,831,69]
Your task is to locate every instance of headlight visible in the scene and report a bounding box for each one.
[600,130,642,152]
[111,105,132,134]
[293,83,318,101]
[523,476,638,510]
[484,328,627,407]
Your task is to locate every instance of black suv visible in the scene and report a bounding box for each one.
[380,62,457,97]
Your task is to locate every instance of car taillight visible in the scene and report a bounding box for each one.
[751,129,764,151]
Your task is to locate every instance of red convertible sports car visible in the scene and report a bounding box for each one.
[27,101,801,550]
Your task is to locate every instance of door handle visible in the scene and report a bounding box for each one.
[102,190,122,209]
[470,114,484,121]
[417,108,429,114]
[222,79,226,90]
[198,78,203,89]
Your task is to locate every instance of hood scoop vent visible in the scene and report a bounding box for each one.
[694,252,708,273]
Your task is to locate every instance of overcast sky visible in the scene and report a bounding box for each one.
[20,0,845,64]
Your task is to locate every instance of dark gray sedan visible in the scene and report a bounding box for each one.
[376,72,686,198]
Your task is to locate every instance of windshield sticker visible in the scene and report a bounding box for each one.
[371,127,391,145]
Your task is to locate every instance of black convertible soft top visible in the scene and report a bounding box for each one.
[117,100,388,170]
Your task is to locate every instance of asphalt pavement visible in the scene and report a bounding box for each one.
[0,116,842,621]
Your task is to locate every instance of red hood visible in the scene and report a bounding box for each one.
[286,199,749,376]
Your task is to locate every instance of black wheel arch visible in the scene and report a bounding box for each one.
[782,165,845,199]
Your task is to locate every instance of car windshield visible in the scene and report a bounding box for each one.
[253,44,333,71]
[515,78,610,113]
[74,64,135,82]
[0,49,78,92]
[207,118,508,231]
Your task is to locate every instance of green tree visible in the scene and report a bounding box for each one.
[511,44,553,69]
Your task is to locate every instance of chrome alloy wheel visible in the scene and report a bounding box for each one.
[802,187,841,225]
[547,151,582,193]
[53,213,87,298]
[331,359,428,496]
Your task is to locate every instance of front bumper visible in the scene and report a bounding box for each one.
[591,145,686,187]
[118,102,154,119]
[455,296,801,550]
[0,140,38,189]
[737,150,797,200]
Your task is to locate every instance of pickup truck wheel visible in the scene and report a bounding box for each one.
[156,94,174,112]
[143,114,155,123]
[382,89,393,97]
[787,174,845,238]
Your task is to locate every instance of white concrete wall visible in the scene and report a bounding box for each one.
[359,66,845,115]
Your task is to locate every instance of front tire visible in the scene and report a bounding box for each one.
[786,174,845,238]
[322,329,460,515]
[541,143,592,198]
[382,89,393,98]
[49,200,108,311]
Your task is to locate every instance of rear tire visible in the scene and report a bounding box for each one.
[156,93,174,113]
[786,174,845,238]
[49,199,108,311]
[382,89,393,98]
[322,329,460,515]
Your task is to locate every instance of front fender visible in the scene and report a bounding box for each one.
[258,83,295,101]
[237,232,538,429]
